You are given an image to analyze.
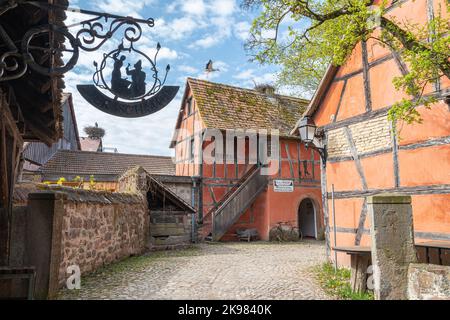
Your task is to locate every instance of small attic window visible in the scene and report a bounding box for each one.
[187,97,193,115]
[190,137,195,161]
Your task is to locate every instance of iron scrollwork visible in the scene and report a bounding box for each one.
[0,0,179,118]
[0,1,159,81]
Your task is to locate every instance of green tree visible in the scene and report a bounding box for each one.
[244,0,450,124]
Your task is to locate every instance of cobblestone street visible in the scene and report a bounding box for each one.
[58,241,330,300]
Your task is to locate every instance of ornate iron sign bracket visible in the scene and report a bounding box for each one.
[0,0,179,118]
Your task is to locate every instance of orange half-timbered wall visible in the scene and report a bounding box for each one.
[312,0,450,266]
[174,86,204,178]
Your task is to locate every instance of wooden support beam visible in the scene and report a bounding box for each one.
[390,121,401,188]
[343,127,370,245]
[344,127,368,190]
[285,144,295,178]
[0,95,23,265]
[328,184,450,199]
[321,155,331,259]
[361,41,373,113]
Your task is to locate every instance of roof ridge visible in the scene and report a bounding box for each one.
[187,77,309,103]
[55,149,174,159]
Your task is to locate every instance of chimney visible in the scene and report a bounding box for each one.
[254,84,276,96]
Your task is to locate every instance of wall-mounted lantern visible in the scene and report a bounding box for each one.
[297,116,327,167]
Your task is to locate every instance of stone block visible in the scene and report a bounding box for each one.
[369,194,417,300]
[408,264,450,300]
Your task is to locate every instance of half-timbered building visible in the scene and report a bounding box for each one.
[292,0,450,266]
[0,0,68,266]
[171,78,323,241]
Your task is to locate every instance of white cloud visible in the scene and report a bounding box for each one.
[213,61,229,73]
[141,46,179,61]
[234,69,255,80]
[153,17,201,41]
[233,69,277,88]
[210,0,236,16]
[190,36,221,49]
[158,0,238,47]
[181,0,207,16]
[178,65,199,74]
[234,21,251,41]
[96,0,156,18]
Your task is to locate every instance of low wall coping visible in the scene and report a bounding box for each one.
[29,186,144,205]
[367,193,412,205]
[28,191,66,201]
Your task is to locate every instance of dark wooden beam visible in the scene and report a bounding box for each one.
[336,228,450,242]
[355,199,368,246]
[343,126,370,245]
[285,144,295,178]
[321,132,331,259]
[321,91,445,132]
[329,135,450,163]
[391,122,401,188]
[333,80,347,123]
[361,41,373,113]
[328,184,450,199]
[344,127,368,190]
[328,147,393,163]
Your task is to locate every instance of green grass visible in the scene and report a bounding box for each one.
[313,263,374,300]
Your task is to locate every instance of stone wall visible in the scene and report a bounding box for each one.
[327,115,392,158]
[408,264,450,300]
[30,186,149,287]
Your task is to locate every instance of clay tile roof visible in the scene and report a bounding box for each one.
[187,78,310,136]
[41,150,175,177]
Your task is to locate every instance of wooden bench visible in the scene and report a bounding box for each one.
[0,267,36,300]
[333,241,450,293]
[415,241,450,266]
[236,229,259,242]
[333,246,372,293]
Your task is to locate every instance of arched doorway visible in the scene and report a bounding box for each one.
[298,198,317,239]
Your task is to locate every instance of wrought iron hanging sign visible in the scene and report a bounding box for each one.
[0,1,179,118]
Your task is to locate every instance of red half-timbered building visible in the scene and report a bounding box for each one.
[171,78,324,241]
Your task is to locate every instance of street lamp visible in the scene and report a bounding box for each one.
[298,116,318,145]
[297,116,327,167]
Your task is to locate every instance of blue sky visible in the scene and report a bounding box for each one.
[65,0,284,156]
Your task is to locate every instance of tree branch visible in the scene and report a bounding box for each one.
[380,16,450,78]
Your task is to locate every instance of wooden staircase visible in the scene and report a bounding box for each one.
[202,165,268,241]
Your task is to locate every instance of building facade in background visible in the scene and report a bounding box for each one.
[171,78,324,241]
[21,93,81,180]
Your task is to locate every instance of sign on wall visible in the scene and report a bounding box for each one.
[273,180,294,193]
